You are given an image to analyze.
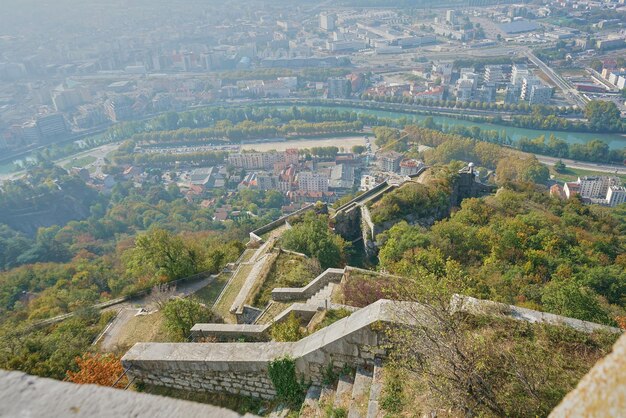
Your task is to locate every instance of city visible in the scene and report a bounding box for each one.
[0,1,625,417]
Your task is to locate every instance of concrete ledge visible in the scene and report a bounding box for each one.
[451,295,622,334]
[271,268,345,302]
[0,370,255,418]
[191,324,268,339]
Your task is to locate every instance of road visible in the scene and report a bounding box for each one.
[536,155,626,175]
[524,49,588,109]
[0,141,121,182]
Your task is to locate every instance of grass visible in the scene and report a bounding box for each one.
[194,273,231,307]
[239,248,257,263]
[252,252,318,308]
[550,166,626,183]
[109,311,170,353]
[311,309,352,333]
[63,155,96,170]
[213,263,254,323]
[256,301,292,325]
[139,384,274,416]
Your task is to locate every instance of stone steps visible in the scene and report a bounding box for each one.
[297,363,384,418]
[306,282,336,305]
[333,374,355,411]
[299,385,322,418]
[366,359,384,418]
[268,404,290,418]
[348,367,373,418]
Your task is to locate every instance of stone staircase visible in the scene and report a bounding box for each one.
[306,282,336,306]
[300,362,384,418]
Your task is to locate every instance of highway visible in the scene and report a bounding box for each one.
[524,49,588,109]
[536,155,626,175]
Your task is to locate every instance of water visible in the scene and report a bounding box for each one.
[274,105,626,150]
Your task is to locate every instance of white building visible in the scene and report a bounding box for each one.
[528,85,553,105]
[606,186,626,207]
[511,63,529,85]
[320,12,337,31]
[578,176,620,199]
[297,172,329,192]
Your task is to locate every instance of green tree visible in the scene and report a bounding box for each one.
[162,297,217,340]
[584,100,622,132]
[124,229,200,281]
[554,160,566,173]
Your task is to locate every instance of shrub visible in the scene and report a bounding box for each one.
[267,356,306,408]
[271,312,306,342]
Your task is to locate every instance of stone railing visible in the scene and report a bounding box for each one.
[271,268,345,302]
[0,370,256,418]
[249,203,317,243]
[451,295,622,334]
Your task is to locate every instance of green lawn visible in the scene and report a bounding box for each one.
[194,273,231,307]
[550,166,626,183]
[63,155,97,170]
[213,263,254,323]
[252,252,317,308]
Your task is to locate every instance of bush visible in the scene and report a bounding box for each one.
[267,356,306,408]
[162,297,221,340]
[271,312,306,342]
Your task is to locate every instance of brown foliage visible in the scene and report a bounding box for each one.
[66,353,127,388]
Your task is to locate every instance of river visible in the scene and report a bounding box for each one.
[269,105,626,150]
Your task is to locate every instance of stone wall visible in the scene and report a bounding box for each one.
[271,268,345,301]
[122,300,408,398]
[249,203,318,243]
[0,370,255,418]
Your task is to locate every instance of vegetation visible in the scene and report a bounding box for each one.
[66,353,126,388]
[280,212,348,269]
[377,187,626,325]
[162,297,221,341]
[253,253,321,308]
[267,356,306,408]
[270,312,307,342]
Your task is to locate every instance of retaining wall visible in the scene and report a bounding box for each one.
[271,268,345,302]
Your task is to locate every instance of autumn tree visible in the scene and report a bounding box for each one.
[66,353,127,388]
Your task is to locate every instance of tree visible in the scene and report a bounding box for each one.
[162,297,219,340]
[584,100,622,132]
[280,212,347,269]
[351,145,366,154]
[66,353,126,388]
[554,159,566,173]
[541,281,613,325]
[124,229,200,281]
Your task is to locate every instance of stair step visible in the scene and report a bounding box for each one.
[318,385,336,413]
[300,385,322,418]
[333,374,354,411]
[268,404,290,418]
[366,360,384,418]
[348,367,373,418]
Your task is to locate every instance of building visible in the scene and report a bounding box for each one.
[504,84,521,104]
[297,172,329,192]
[528,85,553,105]
[445,10,456,25]
[483,65,508,86]
[479,83,497,103]
[564,182,579,199]
[188,167,215,188]
[520,77,540,101]
[320,12,337,31]
[456,78,475,102]
[327,77,351,99]
[511,63,529,85]
[256,172,280,191]
[379,151,403,173]
[399,159,424,176]
[596,37,625,51]
[104,96,134,122]
[606,186,626,207]
[329,164,355,189]
[228,150,298,170]
[578,176,620,199]
[36,113,68,139]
